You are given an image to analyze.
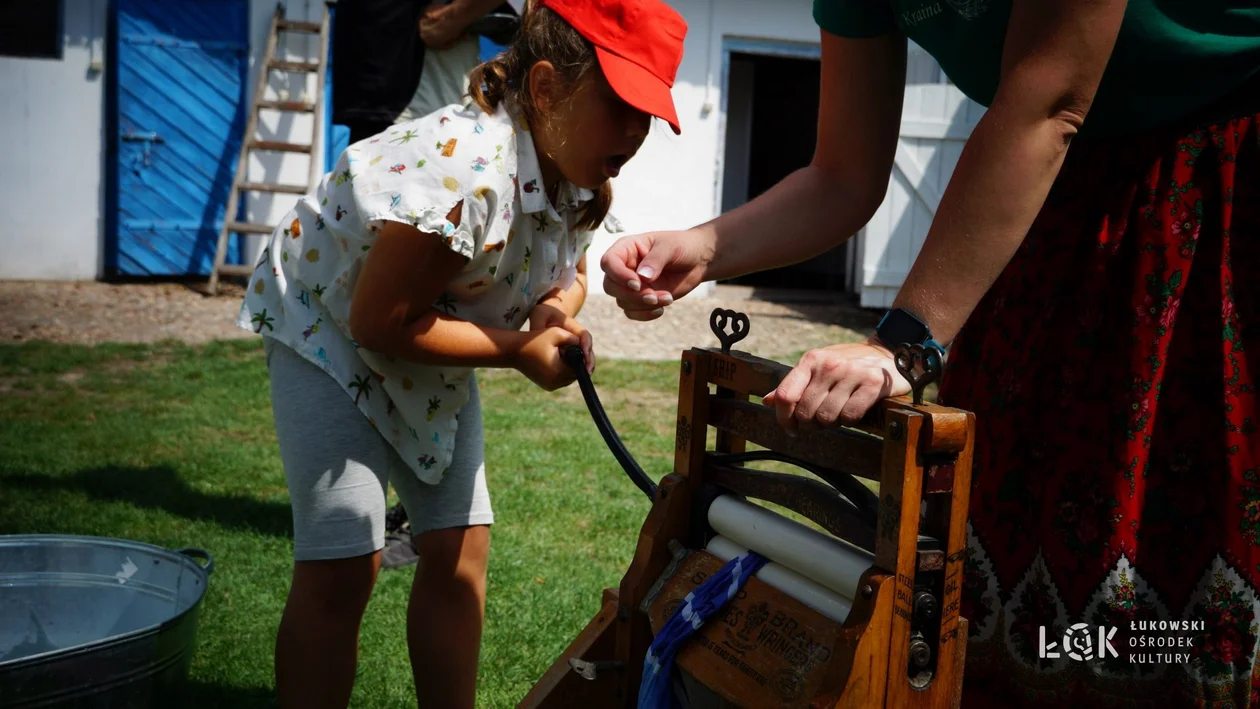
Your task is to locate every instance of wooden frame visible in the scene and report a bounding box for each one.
[520,309,974,708]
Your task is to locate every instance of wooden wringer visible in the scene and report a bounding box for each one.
[524,308,975,708]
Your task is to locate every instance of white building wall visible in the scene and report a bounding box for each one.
[1,0,981,313]
[0,0,110,281]
[242,0,327,263]
[590,0,821,298]
[0,0,325,282]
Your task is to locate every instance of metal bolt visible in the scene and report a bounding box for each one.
[909,638,932,669]
[862,584,873,598]
[889,421,903,440]
[682,360,692,375]
[914,592,938,623]
[617,606,629,622]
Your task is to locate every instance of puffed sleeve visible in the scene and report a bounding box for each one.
[345,118,496,260]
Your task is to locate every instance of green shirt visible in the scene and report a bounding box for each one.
[813,0,1260,136]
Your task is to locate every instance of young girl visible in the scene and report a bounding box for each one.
[235,0,687,706]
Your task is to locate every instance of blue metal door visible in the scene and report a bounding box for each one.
[109,0,248,277]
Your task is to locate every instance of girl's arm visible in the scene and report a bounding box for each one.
[349,208,528,368]
[528,255,594,373]
[534,254,588,320]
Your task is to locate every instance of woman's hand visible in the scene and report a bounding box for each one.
[762,337,910,433]
[529,301,594,374]
[598,230,714,321]
[418,3,465,50]
[513,327,582,391]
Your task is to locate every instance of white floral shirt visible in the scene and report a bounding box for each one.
[236,100,595,484]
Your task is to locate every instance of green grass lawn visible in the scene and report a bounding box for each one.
[0,338,930,708]
[0,338,692,708]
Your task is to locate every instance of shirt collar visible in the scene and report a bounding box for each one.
[509,106,596,216]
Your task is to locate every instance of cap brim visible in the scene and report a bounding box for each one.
[595,47,681,135]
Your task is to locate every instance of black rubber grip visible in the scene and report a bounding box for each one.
[560,345,658,500]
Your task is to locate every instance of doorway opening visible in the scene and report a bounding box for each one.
[718,50,854,294]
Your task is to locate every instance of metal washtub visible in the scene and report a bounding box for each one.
[0,535,214,707]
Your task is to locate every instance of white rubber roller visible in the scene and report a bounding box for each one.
[707,494,874,600]
[706,535,852,623]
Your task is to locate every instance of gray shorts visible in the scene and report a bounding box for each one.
[264,338,493,562]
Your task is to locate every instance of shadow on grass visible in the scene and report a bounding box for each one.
[2,466,293,538]
[180,679,276,708]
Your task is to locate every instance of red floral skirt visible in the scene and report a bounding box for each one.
[938,111,1260,708]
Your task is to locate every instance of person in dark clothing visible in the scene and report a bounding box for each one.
[332,0,428,143]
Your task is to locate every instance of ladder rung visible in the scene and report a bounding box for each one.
[277,20,322,34]
[269,59,321,73]
[249,140,313,153]
[226,221,275,235]
[216,264,255,277]
[257,100,316,113]
[238,181,308,195]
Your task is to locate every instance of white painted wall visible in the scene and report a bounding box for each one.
[0,0,325,282]
[0,0,110,281]
[1,0,979,310]
[590,0,823,298]
[242,0,327,263]
[859,86,984,308]
[589,2,986,308]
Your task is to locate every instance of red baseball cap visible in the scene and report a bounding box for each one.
[540,0,688,134]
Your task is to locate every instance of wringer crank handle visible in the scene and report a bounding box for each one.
[560,345,658,500]
[709,308,749,355]
[710,306,942,407]
[893,343,942,406]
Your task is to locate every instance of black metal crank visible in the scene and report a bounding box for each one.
[560,345,658,500]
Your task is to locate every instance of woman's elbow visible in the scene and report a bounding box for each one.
[993,77,1095,147]
[804,163,888,226]
[1048,97,1091,147]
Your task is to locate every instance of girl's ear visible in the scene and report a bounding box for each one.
[527,60,559,112]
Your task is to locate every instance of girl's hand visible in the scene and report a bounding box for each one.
[599,230,714,321]
[762,337,910,434]
[513,327,582,391]
[528,302,594,374]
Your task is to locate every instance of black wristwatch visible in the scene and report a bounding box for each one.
[875,307,945,354]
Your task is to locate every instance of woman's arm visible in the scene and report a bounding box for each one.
[706,31,908,280]
[890,0,1129,346]
[767,0,1131,430]
[420,0,504,50]
[349,210,527,368]
[599,31,908,317]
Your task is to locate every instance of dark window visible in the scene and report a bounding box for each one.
[0,1,63,59]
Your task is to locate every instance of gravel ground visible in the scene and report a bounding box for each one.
[0,280,880,361]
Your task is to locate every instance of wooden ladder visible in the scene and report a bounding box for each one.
[207,2,331,295]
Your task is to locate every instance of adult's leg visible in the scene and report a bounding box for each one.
[391,375,494,708]
[265,339,395,708]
